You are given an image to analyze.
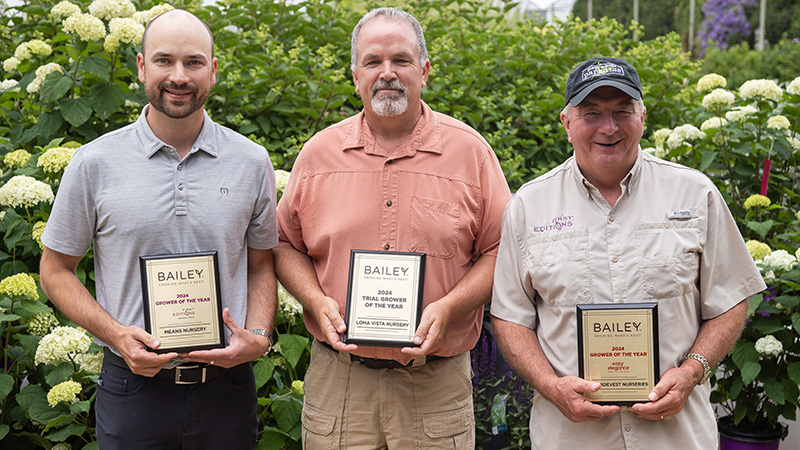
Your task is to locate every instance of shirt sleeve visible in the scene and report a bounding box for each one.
[246,150,279,250]
[472,148,512,260]
[698,185,767,319]
[490,196,539,329]
[40,149,96,257]
[276,148,309,254]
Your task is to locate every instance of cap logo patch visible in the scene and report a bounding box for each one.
[582,63,624,81]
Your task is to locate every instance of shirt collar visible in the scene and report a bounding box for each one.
[137,105,219,159]
[570,146,644,198]
[340,101,444,158]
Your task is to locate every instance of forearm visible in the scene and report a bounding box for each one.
[244,248,278,331]
[682,299,748,381]
[491,316,559,399]
[273,246,328,309]
[436,254,496,318]
[40,247,125,345]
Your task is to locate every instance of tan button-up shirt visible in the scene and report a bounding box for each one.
[491,150,765,449]
[278,102,511,363]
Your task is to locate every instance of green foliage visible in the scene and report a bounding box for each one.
[701,39,800,90]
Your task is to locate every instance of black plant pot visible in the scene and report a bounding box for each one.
[718,416,783,450]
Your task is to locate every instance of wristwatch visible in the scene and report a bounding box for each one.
[250,329,273,356]
[681,353,711,385]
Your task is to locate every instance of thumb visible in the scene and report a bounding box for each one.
[222,307,243,333]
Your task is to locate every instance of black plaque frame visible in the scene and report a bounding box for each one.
[343,250,425,347]
[140,251,225,353]
[577,303,659,405]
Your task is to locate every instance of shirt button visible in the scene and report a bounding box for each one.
[386,200,392,207]
[664,222,672,229]
[387,160,393,165]
[177,164,183,171]
[383,243,390,250]
[624,424,632,432]
[177,184,184,191]
[611,256,619,263]
[616,299,624,304]
[608,215,615,222]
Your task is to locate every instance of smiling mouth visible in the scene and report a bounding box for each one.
[596,140,622,147]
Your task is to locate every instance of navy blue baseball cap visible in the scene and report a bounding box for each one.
[564,57,642,107]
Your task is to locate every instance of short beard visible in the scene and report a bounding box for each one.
[146,82,208,119]
[370,79,408,117]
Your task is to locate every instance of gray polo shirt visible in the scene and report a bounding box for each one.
[42,107,278,348]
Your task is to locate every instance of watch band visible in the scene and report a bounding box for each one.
[250,329,273,356]
[681,352,711,385]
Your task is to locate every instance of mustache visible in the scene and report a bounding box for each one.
[371,79,406,96]
[160,82,197,92]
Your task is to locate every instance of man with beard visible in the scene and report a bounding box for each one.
[39,10,277,449]
[274,7,511,449]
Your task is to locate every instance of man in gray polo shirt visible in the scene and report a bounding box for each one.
[39,10,277,449]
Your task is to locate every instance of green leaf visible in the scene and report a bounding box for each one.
[59,97,93,127]
[792,313,800,334]
[45,362,76,386]
[746,219,774,239]
[36,111,64,141]
[253,357,275,390]
[80,56,112,81]
[39,72,72,103]
[752,315,785,334]
[270,396,302,432]
[45,422,85,441]
[0,313,22,324]
[763,378,785,404]
[699,150,717,172]
[16,298,51,316]
[256,427,289,450]
[82,442,100,450]
[0,374,15,401]
[89,82,124,120]
[788,362,800,385]
[741,360,761,384]
[70,400,91,415]
[277,333,308,369]
[731,340,758,369]
[18,334,41,360]
[0,424,8,440]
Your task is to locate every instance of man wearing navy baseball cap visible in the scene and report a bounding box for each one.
[490,57,765,449]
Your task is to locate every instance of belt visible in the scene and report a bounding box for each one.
[318,340,445,369]
[103,348,225,384]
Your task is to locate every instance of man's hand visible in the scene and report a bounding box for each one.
[309,295,358,352]
[628,365,698,420]
[548,376,621,422]
[182,308,272,367]
[401,300,453,357]
[113,326,177,377]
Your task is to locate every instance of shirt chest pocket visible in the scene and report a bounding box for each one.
[527,229,592,307]
[408,196,460,259]
[633,221,701,299]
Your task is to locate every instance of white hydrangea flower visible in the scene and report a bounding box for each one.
[739,79,783,102]
[762,249,798,272]
[275,170,290,193]
[34,326,92,366]
[37,146,75,173]
[25,40,53,57]
[74,352,104,373]
[31,220,46,250]
[278,283,303,317]
[702,88,735,109]
[4,149,32,168]
[755,335,783,357]
[26,62,63,94]
[653,128,671,149]
[787,76,800,96]
[63,13,107,42]
[47,380,82,407]
[132,4,174,24]
[2,57,21,72]
[51,1,81,19]
[0,175,55,208]
[789,136,800,154]
[763,269,775,282]
[697,74,727,92]
[725,105,758,122]
[667,124,705,150]
[104,17,144,52]
[766,115,791,130]
[1,79,20,92]
[89,0,135,20]
[700,117,728,130]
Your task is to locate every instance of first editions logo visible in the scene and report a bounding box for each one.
[532,215,575,233]
[582,63,624,81]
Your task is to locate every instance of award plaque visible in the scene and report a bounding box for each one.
[343,250,425,347]
[577,303,659,405]
[140,252,225,353]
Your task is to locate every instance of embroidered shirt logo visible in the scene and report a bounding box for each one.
[667,209,693,219]
[582,63,624,81]
[533,215,575,233]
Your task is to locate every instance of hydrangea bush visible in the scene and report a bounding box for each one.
[645,73,800,434]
